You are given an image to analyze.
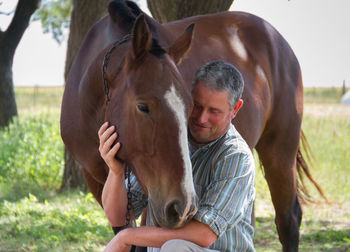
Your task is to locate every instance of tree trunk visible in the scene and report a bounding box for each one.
[147,0,234,23]
[60,0,110,190]
[0,0,40,128]
[0,52,17,128]
[60,149,87,190]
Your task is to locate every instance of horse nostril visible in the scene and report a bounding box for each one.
[165,200,182,223]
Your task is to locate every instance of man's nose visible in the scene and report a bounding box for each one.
[197,111,208,124]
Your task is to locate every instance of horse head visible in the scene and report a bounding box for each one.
[103,13,197,228]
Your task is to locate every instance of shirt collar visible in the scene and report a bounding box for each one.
[189,125,232,152]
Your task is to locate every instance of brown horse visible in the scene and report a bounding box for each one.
[60,0,326,251]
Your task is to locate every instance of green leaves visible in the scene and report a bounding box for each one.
[33,0,72,44]
[0,113,63,199]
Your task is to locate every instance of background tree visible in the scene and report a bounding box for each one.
[33,0,71,44]
[0,0,40,128]
[147,0,234,23]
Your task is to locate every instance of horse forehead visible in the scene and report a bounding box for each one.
[132,56,185,97]
[164,84,186,113]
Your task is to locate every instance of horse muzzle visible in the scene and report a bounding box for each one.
[149,193,198,229]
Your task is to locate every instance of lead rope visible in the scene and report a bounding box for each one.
[102,35,133,233]
[111,165,132,235]
[125,165,132,227]
[102,34,130,105]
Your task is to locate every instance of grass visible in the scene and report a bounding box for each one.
[15,86,63,111]
[0,191,112,251]
[0,86,349,251]
[303,87,348,104]
[253,87,350,251]
[0,113,63,201]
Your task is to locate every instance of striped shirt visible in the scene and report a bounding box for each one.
[129,124,256,251]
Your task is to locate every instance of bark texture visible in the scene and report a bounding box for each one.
[0,0,40,128]
[60,0,110,190]
[147,0,234,23]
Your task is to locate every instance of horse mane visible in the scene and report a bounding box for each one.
[108,0,166,58]
[108,1,135,27]
[150,38,166,57]
[125,0,142,16]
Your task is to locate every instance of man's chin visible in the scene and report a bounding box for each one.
[190,131,210,144]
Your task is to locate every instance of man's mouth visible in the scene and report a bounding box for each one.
[192,121,209,129]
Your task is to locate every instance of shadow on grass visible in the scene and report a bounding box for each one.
[0,191,113,252]
[300,226,350,252]
[2,194,349,251]
[254,216,350,252]
[254,216,281,251]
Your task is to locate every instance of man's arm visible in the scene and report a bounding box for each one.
[104,220,218,251]
[99,122,130,226]
[102,168,129,226]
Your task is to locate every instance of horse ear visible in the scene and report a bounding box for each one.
[131,14,152,59]
[168,23,195,65]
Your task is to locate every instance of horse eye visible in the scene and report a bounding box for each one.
[137,104,151,114]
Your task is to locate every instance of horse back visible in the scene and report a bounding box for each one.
[163,11,303,148]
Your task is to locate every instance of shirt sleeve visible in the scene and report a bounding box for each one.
[193,150,255,236]
[127,172,148,219]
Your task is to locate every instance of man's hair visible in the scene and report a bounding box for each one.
[193,60,244,108]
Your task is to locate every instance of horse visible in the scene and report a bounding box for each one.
[60,0,327,251]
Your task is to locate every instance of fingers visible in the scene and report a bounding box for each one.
[99,125,116,147]
[104,132,118,152]
[98,121,109,137]
[109,142,121,157]
[98,122,122,160]
[101,140,120,161]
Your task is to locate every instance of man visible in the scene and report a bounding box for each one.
[98,60,255,251]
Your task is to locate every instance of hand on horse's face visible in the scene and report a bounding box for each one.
[98,122,124,175]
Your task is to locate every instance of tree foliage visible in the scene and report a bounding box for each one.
[33,0,72,44]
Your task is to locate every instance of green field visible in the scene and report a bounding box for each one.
[0,86,349,251]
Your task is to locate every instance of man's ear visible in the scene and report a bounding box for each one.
[230,99,243,119]
[168,23,195,65]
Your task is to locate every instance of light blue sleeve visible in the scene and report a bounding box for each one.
[193,151,255,236]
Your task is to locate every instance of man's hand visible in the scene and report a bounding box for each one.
[98,122,124,175]
[104,230,131,252]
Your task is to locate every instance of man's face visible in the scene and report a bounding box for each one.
[189,81,242,144]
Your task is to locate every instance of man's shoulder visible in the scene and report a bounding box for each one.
[209,125,254,174]
[220,124,251,156]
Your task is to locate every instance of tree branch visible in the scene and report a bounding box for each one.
[0,1,14,32]
[2,0,40,60]
[0,10,15,16]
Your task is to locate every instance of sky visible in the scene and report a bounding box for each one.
[1,0,349,87]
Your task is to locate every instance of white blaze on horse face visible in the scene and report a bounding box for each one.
[164,84,196,224]
[227,26,248,62]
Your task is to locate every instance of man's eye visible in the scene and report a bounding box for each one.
[210,109,220,114]
[137,104,151,114]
